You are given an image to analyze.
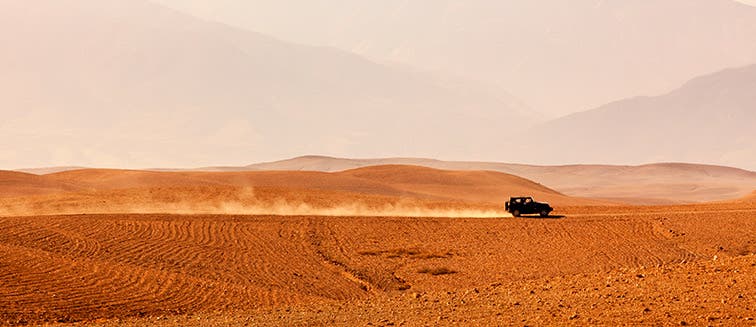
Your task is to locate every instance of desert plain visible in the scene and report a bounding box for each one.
[0,164,754,326]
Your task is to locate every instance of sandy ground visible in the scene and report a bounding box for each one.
[0,167,754,326]
[0,202,753,326]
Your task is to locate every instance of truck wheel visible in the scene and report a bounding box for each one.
[512,210,521,217]
[540,210,549,217]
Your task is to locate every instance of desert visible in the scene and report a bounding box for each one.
[3,0,756,325]
[0,165,754,326]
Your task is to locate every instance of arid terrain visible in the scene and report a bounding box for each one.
[0,166,754,326]
[241,156,756,204]
[4,0,756,325]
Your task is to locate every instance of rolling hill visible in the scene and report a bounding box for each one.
[0,171,84,197]
[18,154,752,204]
[0,165,603,218]
[41,165,583,205]
[240,156,756,204]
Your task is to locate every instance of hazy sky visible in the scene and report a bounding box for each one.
[152,0,756,118]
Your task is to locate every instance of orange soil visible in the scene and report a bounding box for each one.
[78,255,756,327]
[0,171,83,197]
[0,167,754,326]
[0,201,753,326]
[738,191,756,203]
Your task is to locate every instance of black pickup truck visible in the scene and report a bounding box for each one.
[505,196,553,217]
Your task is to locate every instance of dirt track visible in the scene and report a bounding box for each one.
[1,202,754,326]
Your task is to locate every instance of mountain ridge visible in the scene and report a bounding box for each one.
[155,0,756,117]
[527,63,756,171]
[0,0,531,169]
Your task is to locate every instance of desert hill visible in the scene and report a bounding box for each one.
[526,64,756,171]
[18,156,756,205]
[339,165,571,205]
[41,165,584,206]
[43,168,409,198]
[0,165,601,218]
[0,0,529,169]
[0,170,84,197]
[239,156,756,204]
[157,0,756,117]
[14,166,88,175]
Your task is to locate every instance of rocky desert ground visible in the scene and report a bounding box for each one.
[0,166,754,326]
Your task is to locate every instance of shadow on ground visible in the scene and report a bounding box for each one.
[514,215,566,219]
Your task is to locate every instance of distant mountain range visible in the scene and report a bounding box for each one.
[2,0,755,173]
[0,0,530,169]
[157,0,756,117]
[523,64,756,170]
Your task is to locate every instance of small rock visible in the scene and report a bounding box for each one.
[569,313,579,320]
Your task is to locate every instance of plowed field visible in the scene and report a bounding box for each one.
[1,201,754,326]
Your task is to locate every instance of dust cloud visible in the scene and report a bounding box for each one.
[116,200,512,218]
[0,187,512,218]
